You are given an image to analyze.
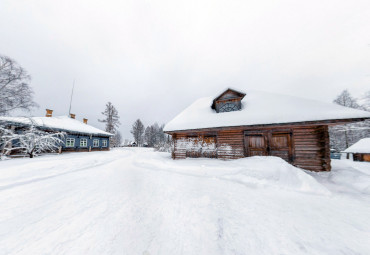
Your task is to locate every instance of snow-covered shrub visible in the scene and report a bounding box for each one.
[0,125,15,159]
[0,123,65,158]
[154,141,173,153]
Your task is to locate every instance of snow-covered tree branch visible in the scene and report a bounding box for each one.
[0,122,65,159]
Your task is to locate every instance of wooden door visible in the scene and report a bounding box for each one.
[245,134,268,156]
[269,133,292,162]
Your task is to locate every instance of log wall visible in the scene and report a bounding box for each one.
[171,124,332,171]
[172,133,187,159]
[217,130,244,159]
[292,125,330,171]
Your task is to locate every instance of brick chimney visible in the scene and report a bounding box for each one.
[70,113,76,119]
[45,109,53,117]
[83,118,88,124]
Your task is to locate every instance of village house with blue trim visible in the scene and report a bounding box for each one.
[0,109,112,154]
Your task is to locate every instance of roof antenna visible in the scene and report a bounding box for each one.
[68,79,75,115]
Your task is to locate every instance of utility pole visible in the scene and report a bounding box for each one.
[68,80,75,115]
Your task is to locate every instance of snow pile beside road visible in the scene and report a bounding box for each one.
[220,157,330,195]
[310,159,370,195]
[134,153,330,195]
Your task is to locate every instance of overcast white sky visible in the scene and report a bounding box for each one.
[1,0,370,139]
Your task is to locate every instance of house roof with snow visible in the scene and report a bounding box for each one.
[343,138,370,154]
[164,89,370,132]
[0,116,112,137]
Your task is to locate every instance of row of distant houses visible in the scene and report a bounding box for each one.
[0,110,112,154]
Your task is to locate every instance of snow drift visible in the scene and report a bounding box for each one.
[135,153,330,195]
[219,157,331,195]
[1,148,370,255]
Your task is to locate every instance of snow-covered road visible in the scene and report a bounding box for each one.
[1,148,370,255]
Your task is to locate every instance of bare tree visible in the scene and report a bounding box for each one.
[359,91,370,111]
[144,126,154,147]
[99,102,121,148]
[99,102,120,133]
[130,119,145,146]
[0,55,38,115]
[111,130,122,147]
[333,89,360,109]
[142,122,172,151]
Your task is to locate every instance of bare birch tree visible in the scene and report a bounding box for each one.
[130,119,145,146]
[99,102,120,133]
[0,55,38,115]
[111,130,122,147]
[99,102,121,147]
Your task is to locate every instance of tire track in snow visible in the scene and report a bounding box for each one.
[0,156,127,192]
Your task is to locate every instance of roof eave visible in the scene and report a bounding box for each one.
[0,119,112,137]
[164,117,369,134]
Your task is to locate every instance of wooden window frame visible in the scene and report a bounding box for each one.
[80,138,88,147]
[66,138,75,147]
[102,140,108,147]
[93,139,99,147]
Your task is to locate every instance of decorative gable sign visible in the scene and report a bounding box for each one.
[211,88,246,113]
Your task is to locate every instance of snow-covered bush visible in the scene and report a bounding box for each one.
[154,141,173,152]
[0,123,65,159]
[0,126,15,159]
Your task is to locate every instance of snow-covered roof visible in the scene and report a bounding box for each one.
[164,90,370,132]
[0,116,112,137]
[343,138,370,153]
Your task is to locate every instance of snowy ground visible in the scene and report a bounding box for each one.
[0,148,370,255]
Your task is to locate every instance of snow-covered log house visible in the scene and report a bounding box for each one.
[164,88,370,171]
[0,109,112,154]
[343,138,370,162]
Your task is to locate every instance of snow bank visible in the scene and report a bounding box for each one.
[220,157,331,195]
[1,148,370,255]
[134,152,330,195]
[311,159,370,195]
[164,90,370,131]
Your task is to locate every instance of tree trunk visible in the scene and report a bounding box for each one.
[345,130,349,159]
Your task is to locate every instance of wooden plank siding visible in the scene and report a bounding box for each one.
[172,133,187,159]
[171,124,332,172]
[217,130,244,159]
[292,125,330,171]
